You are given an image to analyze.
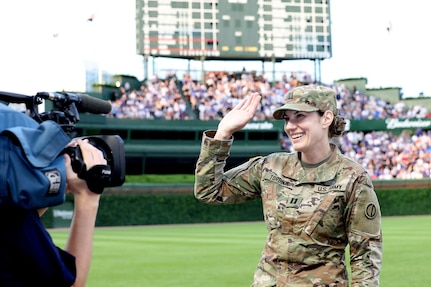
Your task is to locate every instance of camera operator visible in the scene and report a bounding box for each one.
[0,138,106,287]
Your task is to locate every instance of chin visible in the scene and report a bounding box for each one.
[292,143,305,152]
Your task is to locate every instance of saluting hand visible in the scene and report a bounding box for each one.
[214,92,262,140]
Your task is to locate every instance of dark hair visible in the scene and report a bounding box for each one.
[318,111,346,138]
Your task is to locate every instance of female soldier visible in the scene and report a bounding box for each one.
[194,85,382,286]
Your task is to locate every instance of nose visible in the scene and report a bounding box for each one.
[284,120,296,131]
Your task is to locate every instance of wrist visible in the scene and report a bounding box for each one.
[73,190,101,209]
[214,130,232,140]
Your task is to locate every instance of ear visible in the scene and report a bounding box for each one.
[321,110,334,128]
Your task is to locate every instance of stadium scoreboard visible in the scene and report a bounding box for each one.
[136,0,332,62]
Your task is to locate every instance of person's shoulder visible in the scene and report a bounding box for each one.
[267,150,296,158]
[336,151,368,175]
[264,151,298,164]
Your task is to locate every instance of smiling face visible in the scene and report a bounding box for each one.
[283,110,334,163]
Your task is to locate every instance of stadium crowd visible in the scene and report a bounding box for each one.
[281,128,431,180]
[108,70,429,121]
[108,70,431,180]
[341,129,431,180]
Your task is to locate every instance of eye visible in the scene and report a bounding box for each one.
[292,113,306,123]
[284,112,305,124]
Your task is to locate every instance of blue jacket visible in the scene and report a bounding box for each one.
[0,102,70,209]
[0,103,76,286]
[0,207,76,286]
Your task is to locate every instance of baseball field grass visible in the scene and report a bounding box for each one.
[49,215,431,286]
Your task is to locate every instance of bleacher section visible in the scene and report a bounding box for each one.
[56,74,431,176]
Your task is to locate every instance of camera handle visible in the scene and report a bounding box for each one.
[64,146,112,194]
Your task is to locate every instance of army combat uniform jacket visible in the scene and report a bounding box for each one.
[194,131,382,287]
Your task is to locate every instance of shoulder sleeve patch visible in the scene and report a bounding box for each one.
[365,202,378,219]
[350,187,381,236]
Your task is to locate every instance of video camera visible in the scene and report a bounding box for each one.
[0,90,125,196]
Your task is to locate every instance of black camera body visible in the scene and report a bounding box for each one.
[0,90,126,194]
[65,135,126,193]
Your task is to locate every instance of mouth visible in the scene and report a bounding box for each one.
[290,133,304,141]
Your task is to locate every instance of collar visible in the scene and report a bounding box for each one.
[282,143,342,185]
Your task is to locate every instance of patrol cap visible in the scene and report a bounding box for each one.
[272,85,338,120]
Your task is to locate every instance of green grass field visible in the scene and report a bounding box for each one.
[49,215,431,286]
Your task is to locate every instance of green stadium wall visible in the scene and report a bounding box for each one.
[42,181,431,228]
[73,115,431,174]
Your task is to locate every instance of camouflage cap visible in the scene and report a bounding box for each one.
[273,85,338,120]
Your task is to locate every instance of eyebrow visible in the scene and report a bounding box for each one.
[284,111,303,116]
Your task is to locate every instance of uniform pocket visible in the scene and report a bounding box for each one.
[304,192,345,245]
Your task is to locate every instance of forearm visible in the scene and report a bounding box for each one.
[347,177,383,286]
[62,138,105,286]
[194,131,261,204]
[194,130,232,203]
[66,194,100,287]
[350,237,382,286]
[214,129,233,140]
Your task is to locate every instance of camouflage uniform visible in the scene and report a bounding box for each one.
[194,130,382,287]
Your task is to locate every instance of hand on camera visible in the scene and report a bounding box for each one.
[64,139,107,197]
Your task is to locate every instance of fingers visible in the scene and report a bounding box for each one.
[233,92,261,111]
[75,139,107,169]
[214,93,261,140]
[64,152,71,167]
[248,92,262,110]
[67,138,88,148]
[244,93,262,114]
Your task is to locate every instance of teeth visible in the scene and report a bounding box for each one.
[291,134,303,139]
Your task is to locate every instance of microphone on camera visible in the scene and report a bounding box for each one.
[36,92,112,114]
